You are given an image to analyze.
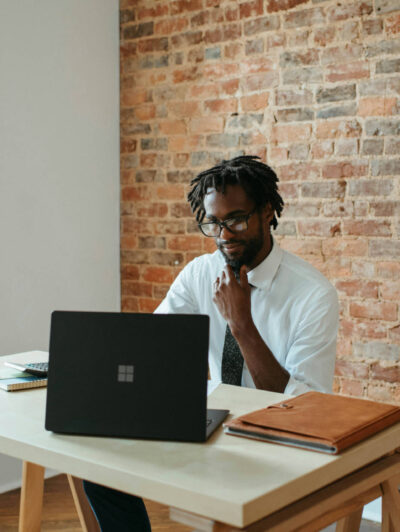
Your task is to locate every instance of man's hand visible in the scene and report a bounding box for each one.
[212,265,252,335]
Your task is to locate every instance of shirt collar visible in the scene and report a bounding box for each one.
[247,238,283,291]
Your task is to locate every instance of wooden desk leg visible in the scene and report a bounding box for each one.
[381,478,400,532]
[67,475,100,532]
[18,461,45,532]
[335,507,363,532]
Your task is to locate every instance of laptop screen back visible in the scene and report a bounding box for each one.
[45,311,210,442]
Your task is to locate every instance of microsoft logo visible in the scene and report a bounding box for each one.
[117,364,134,383]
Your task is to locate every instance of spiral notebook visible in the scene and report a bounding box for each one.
[0,367,47,391]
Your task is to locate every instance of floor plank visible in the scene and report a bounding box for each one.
[0,474,380,531]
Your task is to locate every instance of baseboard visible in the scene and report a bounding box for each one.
[362,498,381,523]
[0,463,59,495]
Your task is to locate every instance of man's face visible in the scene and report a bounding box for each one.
[202,184,273,272]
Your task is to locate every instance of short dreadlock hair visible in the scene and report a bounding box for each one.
[187,155,284,229]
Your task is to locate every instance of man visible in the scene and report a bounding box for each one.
[84,155,339,530]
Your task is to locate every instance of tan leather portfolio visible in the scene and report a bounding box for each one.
[224,391,400,454]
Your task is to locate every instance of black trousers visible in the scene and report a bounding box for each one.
[83,480,151,531]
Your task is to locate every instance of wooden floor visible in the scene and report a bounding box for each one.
[0,473,380,531]
[0,474,191,531]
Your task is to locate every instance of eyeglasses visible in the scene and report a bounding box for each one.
[198,208,257,237]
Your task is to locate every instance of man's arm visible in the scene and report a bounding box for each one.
[213,264,289,393]
[213,264,338,394]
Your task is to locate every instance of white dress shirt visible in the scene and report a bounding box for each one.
[156,239,339,395]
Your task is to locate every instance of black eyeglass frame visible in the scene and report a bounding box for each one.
[198,207,258,237]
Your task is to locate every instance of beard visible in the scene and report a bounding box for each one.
[217,225,265,277]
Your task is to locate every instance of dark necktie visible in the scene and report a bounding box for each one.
[221,325,244,385]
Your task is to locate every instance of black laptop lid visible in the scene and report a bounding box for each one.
[45,311,210,442]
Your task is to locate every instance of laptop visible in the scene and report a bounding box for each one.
[45,311,229,442]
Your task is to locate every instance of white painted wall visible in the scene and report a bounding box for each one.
[0,0,119,491]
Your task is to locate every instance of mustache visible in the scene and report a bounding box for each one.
[217,239,246,246]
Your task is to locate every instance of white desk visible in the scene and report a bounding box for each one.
[1,351,400,531]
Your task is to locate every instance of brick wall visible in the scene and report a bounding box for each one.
[120,0,400,403]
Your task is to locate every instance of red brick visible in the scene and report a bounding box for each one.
[121,235,137,250]
[390,324,400,340]
[154,17,189,35]
[335,359,369,379]
[138,4,169,19]
[190,117,224,133]
[121,264,140,281]
[359,97,398,116]
[140,153,157,167]
[385,13,400,35]
[121,185,151,202]
[168,101,202,118]
[240,92,269,111]
[173,66,201,83]
[283,7,325,28]
[203,63,239,79]
[271,123,312,142]
[322,161,368,179]
[121,138,137,154]
[316,119,362,139]
[341,379,365,398]
[156,185,185,200]
[121,297,139,313]
[168,235,203,251]
[279,183,298,199]
[340,319,388,340]
[240,0,263,18]
[362,19,383,35]
[380,280,400,301]
[204,98,238,113]
[278,162,319,181]
[327,61,369,82]
[371,362,400,383]
[323,238,369,259]
[224,42,243,60]
[275,88,313,106]
[159,119,187,135]
[269,146,288,163]
[139,298,160,313]
[242,57,274,74]
[326,1,373,22]
[136,203,168,218]
[122,281,153,297]
[313,26,336,47]
[298,221,341,237]
[204,24,242,44]
[190,10,210,26]
[377,262,400,279]
[143,266,174,284]
[350,302,397,321]
[244,71,279,91]
[343,220,392,237]
[222,79,240,95]
[169,134,204,152]
[225,6,239,21]
[321,44,363,65]
[336,280,379,298]
[137,37,169,53]
[210,7,224,23]
[121,89,151,107]
[367,384,396,404]
[267,0,308,12]
[171,0,203,15]
[311,141,334,159]
[173,153,190,167]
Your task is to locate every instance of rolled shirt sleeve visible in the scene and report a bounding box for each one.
[283,287,339,395]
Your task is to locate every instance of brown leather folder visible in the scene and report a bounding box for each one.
[224,391,400,454]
